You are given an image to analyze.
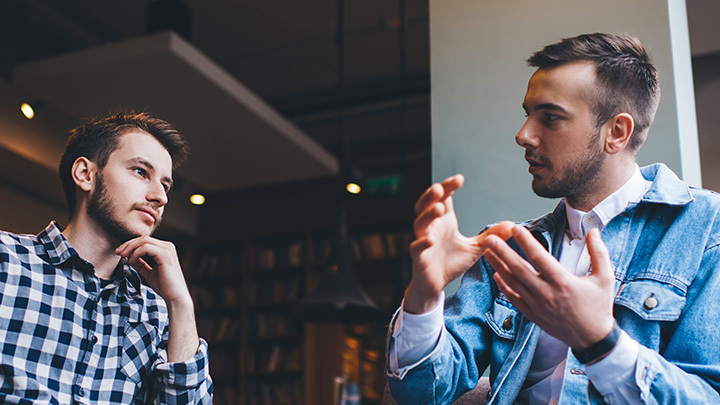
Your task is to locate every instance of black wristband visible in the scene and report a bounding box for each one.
[572,321,621,364]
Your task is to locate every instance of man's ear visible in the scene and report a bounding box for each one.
[71,157,97,192]
[603,113,634,154]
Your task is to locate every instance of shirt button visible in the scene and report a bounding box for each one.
[502,316,513,331]
[644,295,658,310]
[570,368,586,375]
[76,387,84,396]
[91,335,98,344]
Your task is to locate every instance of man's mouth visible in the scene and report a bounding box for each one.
[135,207,158,224]
[525,153,551,175]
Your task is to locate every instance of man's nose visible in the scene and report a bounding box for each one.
[515,119,538,149]
[148,181,168,206]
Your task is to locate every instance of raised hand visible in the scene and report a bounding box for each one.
[483,226,616,350]
[404,174,514,314]
[116,236,199,362]
[115,236,192,307]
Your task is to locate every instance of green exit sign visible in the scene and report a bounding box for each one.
[364,175,402,197]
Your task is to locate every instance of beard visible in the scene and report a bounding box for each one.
[530,130,605,203]
[87,173,161,243]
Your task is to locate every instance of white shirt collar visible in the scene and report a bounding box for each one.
[565,164,651,240]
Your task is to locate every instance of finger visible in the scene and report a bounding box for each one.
[438,175,464,213]
[409,237,433,258]
[475,221,516,247]
[586,228,614,286]
[413,202,445,236]
[125,245,154,272]
[493,272,533,318]
[115,236,156,257]
[415,183,444,215]
[414,174,464,214]
[510,225,564,283]
[485,248,535,300]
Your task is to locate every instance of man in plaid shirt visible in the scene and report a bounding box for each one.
[0,112,213,403]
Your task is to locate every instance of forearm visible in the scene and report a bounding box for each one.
[387,262,495,404]
[166,298,200,363]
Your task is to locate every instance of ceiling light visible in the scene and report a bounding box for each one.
[189,194,205,205]
[346,182,361,194]
[20,103,34,119]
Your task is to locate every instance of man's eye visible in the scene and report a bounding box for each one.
[545,113,559,121]
[133,167,148,177]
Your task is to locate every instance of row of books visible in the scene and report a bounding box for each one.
[248,278,303,304]
[191,249,241,276]
[250,240,304,271]
[190,285,243,309]
[250,312,303,338]
[212,384,239,405]
[197,317,242,342]
[246,380,304,405]
[316,230,413,264]
[208,346,240,378]
[246,344,303,374]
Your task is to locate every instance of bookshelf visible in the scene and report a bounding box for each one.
[185,224,412,405]
[307,226,413,405]
[245,235,307,405]
[185,242,245,405]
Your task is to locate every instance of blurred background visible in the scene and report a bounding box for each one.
[0,1,718,404]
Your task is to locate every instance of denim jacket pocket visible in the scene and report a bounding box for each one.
[485,297,520,340]
[614,278,686,321]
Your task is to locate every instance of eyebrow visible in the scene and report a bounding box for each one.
[128,157,174,188]
[523,102,569,114]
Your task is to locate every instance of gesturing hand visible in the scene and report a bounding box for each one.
[115,236,192,308]
[404,174,515,314]
[483,226,616,350]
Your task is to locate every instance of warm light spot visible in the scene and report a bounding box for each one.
[346,183,361,194]
[20,103,34,119]
[190,194,206,205]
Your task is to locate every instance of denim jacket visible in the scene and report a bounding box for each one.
[386,164,720,404]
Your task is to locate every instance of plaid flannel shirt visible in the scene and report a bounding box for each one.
[0,222,213,404]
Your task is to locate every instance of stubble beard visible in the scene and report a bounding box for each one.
[531,130,605,205]
[87,173,161,243]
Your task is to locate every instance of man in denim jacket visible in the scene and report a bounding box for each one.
[386,33,720,404]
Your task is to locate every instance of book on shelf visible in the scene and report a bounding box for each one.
[252,239,305,271]
[193,248,241,276]
[246,344,303,374]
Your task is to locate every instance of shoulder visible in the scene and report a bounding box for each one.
[0,229,40,260]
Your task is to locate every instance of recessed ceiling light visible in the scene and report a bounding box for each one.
[20,103,34,119]
[346,182,361,194]
[190,194,206,205]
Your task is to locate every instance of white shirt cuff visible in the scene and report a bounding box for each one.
[389,291,445,371]
[585,331,642,403]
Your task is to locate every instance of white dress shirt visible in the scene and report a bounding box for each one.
[390,165,651,404]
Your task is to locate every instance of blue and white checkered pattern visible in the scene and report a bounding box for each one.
[0,222,213,404]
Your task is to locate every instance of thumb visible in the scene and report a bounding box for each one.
[586,228,614,285]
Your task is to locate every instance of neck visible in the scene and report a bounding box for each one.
[62,209,122,280]
[566,156,636,212]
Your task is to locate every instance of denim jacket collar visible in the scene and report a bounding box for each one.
[525,163,693,237]
[639,163,694,206]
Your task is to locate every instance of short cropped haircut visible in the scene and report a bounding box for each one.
[58,111,189,217]
[527,33,660,153]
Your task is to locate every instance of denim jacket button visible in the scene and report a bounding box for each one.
[502,316,513,331]
[644,296,658,310]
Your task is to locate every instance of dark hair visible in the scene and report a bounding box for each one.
[527,33,660,152]
[58,111,189,217]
